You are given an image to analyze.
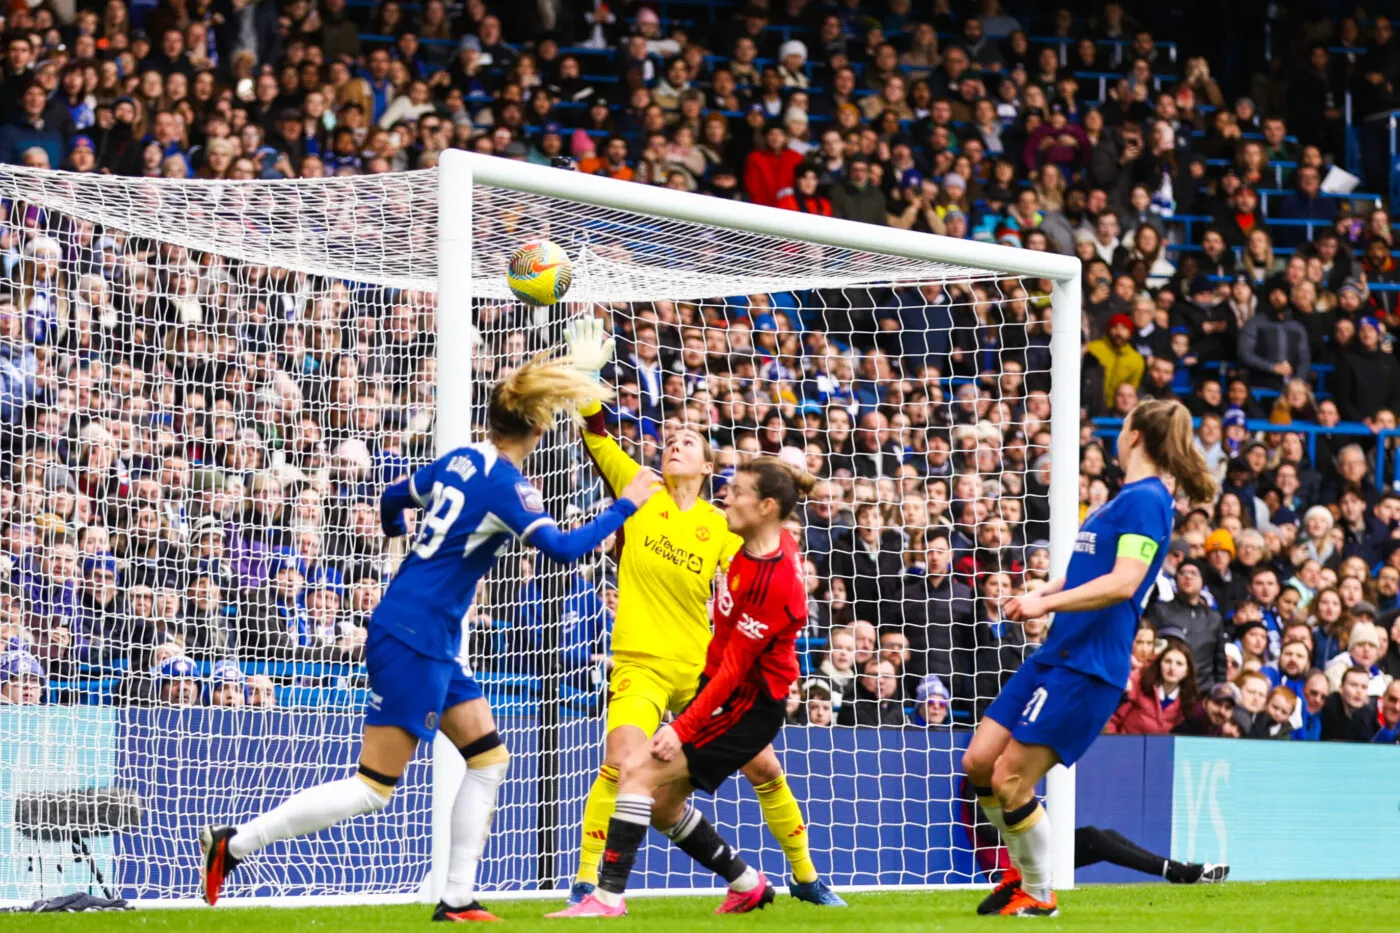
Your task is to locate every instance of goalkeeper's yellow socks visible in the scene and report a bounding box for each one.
[754,776,818,884]
[575,764,619,886]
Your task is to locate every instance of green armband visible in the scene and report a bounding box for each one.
[1118,534,1159,563]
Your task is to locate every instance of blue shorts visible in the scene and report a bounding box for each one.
[364,624,483,741]
[982,658,1124,766]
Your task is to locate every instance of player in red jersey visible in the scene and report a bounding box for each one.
[548,457,815,920]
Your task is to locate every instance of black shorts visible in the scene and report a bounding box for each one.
[678,682,786,795]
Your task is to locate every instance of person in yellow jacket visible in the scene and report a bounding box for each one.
[1085,313,1145,410]
[560,318,846,908]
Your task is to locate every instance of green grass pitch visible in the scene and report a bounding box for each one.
[3,882,1393,933]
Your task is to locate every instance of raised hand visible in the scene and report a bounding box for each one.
[564,316,615,380]
[621,467,663,509]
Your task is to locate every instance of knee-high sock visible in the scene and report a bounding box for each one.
[229,775,391,860]
[1075,826,1167,876]
[1004,801,1053,901]
[753,776,817,884]
[595,793,652,906]
[442,748,510,907]
[575,764,619,886]
[659,802,755,890]
[974,785,1022,871]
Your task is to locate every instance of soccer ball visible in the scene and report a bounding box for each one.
[506,240,573,306]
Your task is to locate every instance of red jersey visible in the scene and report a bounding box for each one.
[669,530,805,744]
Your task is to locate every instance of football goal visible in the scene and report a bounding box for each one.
[0,150,1080,907]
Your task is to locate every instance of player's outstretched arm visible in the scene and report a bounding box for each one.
[525,468,661,564]
[576,398,643,493]
[565,318,642,494]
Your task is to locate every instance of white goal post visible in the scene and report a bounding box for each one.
[435,150,1082,896]
[0,151,1081,908]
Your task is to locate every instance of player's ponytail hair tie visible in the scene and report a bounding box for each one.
[739,455,818,519]
[488,349,615,438]
[1127,398,1218,505]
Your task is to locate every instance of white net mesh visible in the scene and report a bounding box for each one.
[0,165,1060,902]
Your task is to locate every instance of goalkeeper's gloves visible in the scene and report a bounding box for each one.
[564,316,615,381]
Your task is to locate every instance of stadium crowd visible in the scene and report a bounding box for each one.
[1,0,1400,745]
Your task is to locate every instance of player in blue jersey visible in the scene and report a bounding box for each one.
[199,350,660,921]
[962,399,1217,918]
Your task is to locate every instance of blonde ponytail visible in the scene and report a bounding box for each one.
[488,349,616,438]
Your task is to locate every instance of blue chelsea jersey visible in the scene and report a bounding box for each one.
[373,442,555,661]
[1036,477,1175,689]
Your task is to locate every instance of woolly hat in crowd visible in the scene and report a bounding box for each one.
[0,650,45,684]
[1204,529,1235,558]
[1106,313,1133,333]
[779,40,807,63]
[1349,621,1380,647]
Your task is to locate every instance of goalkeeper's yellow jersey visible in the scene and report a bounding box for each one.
[579,400,742,666]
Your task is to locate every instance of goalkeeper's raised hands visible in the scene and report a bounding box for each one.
[564,315,615,380]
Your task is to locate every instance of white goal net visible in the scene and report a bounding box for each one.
[0,155,1078,905]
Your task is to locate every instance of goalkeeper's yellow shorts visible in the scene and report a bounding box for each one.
[605,653,703,736]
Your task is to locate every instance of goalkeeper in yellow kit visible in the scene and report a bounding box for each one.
[561,319,845,908]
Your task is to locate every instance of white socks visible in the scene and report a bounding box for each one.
[441,759,509,907]
[977,795,1025,871]
[1010,804,1054,902]
[729,865,760,893]
[229,776,391,860]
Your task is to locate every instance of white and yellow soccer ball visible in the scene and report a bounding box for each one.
[506,239,573,306]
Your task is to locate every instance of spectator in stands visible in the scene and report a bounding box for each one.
[1321,443,1378,505]
[1085,313,1145,412]
[246,673,277,709]
[1360,237,1400,319]
[1174,682,1238,737]
[1107,637,1199,735]
[0,82,64,168]
[1149,561,1227,688]
[208,659,246,708]
[155,654,200,707]
[1324,620,1392,696]
[1333,316,1400,423]
[804,682,834,727]
[1321,666,1377,741]
[1275,165,1336,247]
[818,624,858,710]
[838,657,905,728]
[829,156,886,226]
[1337,489,1387,566]
[830,502,902,630]
[973,571,1043,708]
[892,530,974,705]
[911,674,950,727]
[777,164,831,215]
[1202,528,1247,615]
[1238,282,1311,392]
[1232,669,1272,736]
[1372,679,1400,743]
[742,123,802,208]
[1215,185,1268,249]
[0,650,45,705]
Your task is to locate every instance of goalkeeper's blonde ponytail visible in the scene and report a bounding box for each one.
[488,349,615,439]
